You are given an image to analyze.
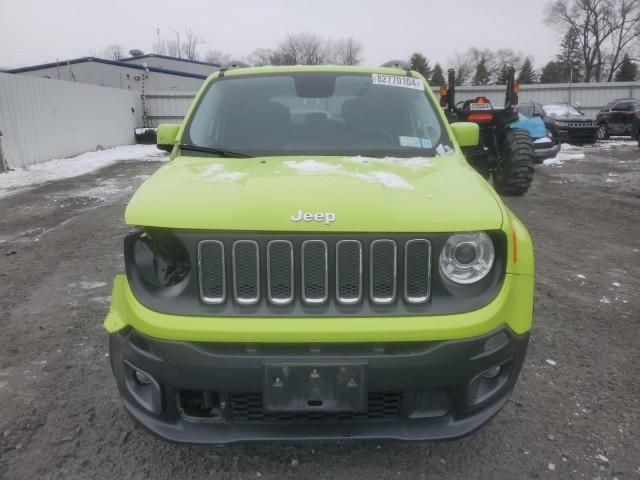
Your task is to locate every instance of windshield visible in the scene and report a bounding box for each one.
[183,72,450,157]
[543,104,582,117]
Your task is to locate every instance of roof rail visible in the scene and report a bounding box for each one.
[380,60,412,76]
[221,60,250,70]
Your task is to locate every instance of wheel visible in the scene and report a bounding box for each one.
[596,123,609,140]
[492,129,535,196]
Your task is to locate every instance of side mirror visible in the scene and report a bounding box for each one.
[450,122,480,147]
[156,123,181,152]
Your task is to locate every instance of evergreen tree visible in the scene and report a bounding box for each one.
[614,54,637,81]
[410,52,432,80]
[430,63,446,86]
[539,61,565,83]
[517,58,536,84]
[496,64,509,85]
[556,27,583,82]
[472,56,490,85]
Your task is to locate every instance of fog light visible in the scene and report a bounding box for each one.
[482,366,501,379]
[134,370,152,386]
[484,332,509,352]
[123,361,162,415]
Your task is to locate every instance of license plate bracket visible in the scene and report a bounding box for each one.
[263,364,366,412]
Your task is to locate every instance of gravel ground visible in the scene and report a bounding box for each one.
[0,142,639,480]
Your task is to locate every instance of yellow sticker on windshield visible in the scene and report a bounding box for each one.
[372,74,424,90]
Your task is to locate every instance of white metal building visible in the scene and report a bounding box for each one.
[6,56,218,91]
[119,54,219,77]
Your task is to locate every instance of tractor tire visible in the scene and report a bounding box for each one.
[492,129,535,196]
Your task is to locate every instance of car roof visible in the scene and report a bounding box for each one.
[216,65,420,78]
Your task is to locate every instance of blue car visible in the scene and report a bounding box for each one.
[509,113,560,163]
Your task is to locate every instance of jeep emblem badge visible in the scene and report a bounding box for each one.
[290,209,336,225]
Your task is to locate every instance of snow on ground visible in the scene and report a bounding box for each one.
[0,145,167,199]
[543,144,586,166]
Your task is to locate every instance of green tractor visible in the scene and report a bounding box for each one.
[440,67,536,196]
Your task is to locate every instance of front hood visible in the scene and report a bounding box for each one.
[553,115,592,122]
[126,155,504,232]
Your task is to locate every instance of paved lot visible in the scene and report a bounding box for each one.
[0,142,639,479]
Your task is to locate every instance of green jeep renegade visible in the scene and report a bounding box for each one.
[105,64,534,443]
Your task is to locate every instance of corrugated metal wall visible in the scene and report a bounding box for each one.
[144,91,197,126]
[0,73,142,168]
[144,81,640,124]
[446,81,640,117]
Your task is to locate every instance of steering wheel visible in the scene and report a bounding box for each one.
[342,127,396,146]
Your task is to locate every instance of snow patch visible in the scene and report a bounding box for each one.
[576,274,586,279]
[345,156,433,169]
[355,171,414,190]
[0,145,167,199]
[546,359,557,366]
[283,160,414,190]
[69,281,107,290]
[612,281,621,287]
[283,159,343,174]
[599,297,611,304]
[198,164,248,183]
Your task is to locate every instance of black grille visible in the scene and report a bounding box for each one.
[404,240,431,304]
[197,236,434,309]
[302,241,328,304]
[267,241,294,304]
[336,240,362,304]
[233,241,259,304]
[370,240,397,303]
[228,392,403,422]
[198,241,225,304]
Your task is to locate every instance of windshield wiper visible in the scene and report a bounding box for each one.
[179,144,252,158]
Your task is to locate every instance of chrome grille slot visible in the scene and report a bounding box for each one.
[370,240,397,304]
[301,240,328,304]
[267,240,294,305]
[404,239,431,304]
[196,236,434,309]
[336,240,363,305]
[232,240,260,305]
[198,240,226,304]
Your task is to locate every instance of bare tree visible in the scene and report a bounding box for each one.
[246,48,276,66]
[274,33,333,65]
[333,37,363,65]
[204,49,232,65]
[604,0,640,80]
[181,28,204,61]
[101,44,124,60]
[545,0,639,82]
[153,38,180,57]
[448,51,475,85]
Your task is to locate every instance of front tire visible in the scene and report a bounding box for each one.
[492,129,535,196]
[597,123,609,140]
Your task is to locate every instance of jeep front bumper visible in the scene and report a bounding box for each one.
[105,273,532,443]
[110,326,528,444]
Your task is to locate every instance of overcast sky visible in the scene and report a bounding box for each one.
[0,0,560,69]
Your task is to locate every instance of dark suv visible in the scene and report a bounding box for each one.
[596,98,640,140]
[516,102,597,145]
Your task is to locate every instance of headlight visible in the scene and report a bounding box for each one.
[133,229,191,288]
[439,232,495,285]
[555,121,569,127]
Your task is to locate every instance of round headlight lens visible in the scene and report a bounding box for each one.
[134,230,191,288]
[439,232,495,284]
